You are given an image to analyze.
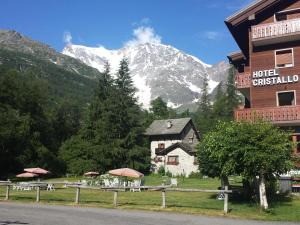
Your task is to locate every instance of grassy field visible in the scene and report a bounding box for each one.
[0,175,300,222]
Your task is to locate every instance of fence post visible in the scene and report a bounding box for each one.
[224,185,228,214]
[75,187,80,204]
[5,185,10,200]
[113,191,118,207]
[36,186,40,202]
[162,189,166,208]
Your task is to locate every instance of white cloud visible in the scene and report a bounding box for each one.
[201,31,223,40]
[125,26,161,47]
[63,31,72,44]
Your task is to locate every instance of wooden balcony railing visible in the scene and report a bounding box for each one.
[235,106,300,124]
[252,18,300,46]
[235,72,251,89]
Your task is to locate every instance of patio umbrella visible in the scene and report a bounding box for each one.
[24,167,50,175]
[108,168,144,178]
[16,172,38,178]
[84,171,99,177]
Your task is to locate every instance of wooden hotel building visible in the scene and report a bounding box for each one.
[226,0,300,157]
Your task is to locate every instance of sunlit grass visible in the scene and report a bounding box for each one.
[0,176,300,222]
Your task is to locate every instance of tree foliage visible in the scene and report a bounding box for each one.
[0,68,67,178]
[60,59,150,175]
[197,120,293,209]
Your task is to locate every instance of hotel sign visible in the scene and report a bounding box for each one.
[252,69,299,87]
[252,18,300,40]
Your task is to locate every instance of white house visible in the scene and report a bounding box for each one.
[145,118,200,177]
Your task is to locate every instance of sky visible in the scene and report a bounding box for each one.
[1,0,253,65]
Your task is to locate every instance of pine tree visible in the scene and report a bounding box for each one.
[60,59,150,174]
[224,66,240,120]
[198,73,212,115]
[196,73,213,134]
[212,82,226,120]
[150,97,170,119]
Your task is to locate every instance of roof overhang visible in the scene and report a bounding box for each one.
[156,142,195,156]
[227,51,246,64]
[225,0,282,55]
[225,0,280,26]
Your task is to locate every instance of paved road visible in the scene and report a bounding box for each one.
[0,202,299,225]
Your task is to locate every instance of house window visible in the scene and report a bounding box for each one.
[189,133,195,144]
[277,91,296,106]
[158,143,165,149]
[167,156,179,165]
[275,49,294,68]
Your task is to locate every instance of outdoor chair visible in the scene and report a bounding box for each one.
[111,178,119,187]
[81,180,88,186]
[22,183,32,191]
[130,179,141,192]
[103,179,111,187]
[47,183,55,191]
[170,178,178,187]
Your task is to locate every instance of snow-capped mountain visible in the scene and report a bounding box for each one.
[62,42,229,109]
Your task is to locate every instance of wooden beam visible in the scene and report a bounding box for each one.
[113,191,118,207]
[5,185,10,200]
[224,186,229,214]
[161,189,166,208]
[36,186,40,202]
[75,187,80,204]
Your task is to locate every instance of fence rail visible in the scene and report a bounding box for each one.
[0,181,232,214]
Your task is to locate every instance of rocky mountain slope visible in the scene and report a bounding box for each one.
[0,30,101,105]
[63,43,230,109]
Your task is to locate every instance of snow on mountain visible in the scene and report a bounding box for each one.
[62,42,229,109]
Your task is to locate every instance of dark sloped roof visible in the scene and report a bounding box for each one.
[156,142,196,156]
[145,118,192,136]
[225,0,279,25]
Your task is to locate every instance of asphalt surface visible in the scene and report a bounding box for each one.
[0,202,299,225]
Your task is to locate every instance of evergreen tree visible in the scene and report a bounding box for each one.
[212,82,226,120]
[0,68,64,178]
[224,66,240,120]
[150,97,170,119]
[196,73,213,134]
[60,60,150,174]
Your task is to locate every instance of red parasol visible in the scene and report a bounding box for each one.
[24,167,50,175]
[108,168,144,178]
[84,171,100,177]
[16,172,39,178]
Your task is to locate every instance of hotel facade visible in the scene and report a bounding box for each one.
[226,0,300,159]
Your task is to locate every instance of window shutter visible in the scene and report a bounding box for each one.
[276,50,293,66]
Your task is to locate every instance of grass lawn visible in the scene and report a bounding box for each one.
[0,175,300,222]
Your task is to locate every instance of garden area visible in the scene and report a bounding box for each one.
[1,175,300,222]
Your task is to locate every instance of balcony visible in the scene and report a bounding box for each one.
[235,106,300,125]
[252,18,300,46]
[235,72,251,89]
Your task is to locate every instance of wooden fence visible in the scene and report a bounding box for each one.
[0,181,232,214]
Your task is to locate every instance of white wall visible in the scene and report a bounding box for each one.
[151,141,198,177]
[164,147,198,177]
[150,139,181,158]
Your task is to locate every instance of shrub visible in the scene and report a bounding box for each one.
[158,166,165,176]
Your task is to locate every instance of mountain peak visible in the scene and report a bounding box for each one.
[63,42,228,109]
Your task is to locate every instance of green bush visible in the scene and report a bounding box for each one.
[158,166,165,176]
